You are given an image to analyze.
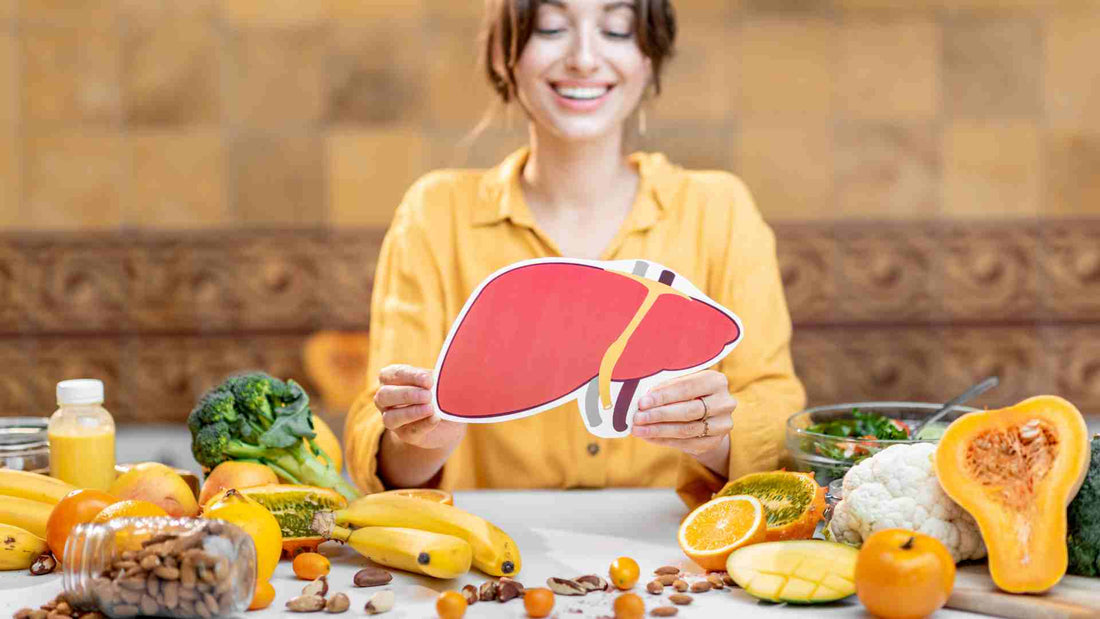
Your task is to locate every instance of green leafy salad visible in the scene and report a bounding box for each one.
[804,408,912,463]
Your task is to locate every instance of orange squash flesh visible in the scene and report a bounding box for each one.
[934,395,1090,593]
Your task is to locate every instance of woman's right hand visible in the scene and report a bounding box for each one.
[374,364,466,451]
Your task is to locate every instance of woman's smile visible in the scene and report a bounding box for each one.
[549,80,617,112]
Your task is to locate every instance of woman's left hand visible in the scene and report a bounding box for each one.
[630,370,736,462]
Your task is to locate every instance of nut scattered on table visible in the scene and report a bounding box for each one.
[547,577,586,596]
[286,595,326,613]
[721,572,735,587]
[690,581,711,593]
[672,579,688,592]
[669,594,693,606]
[575,574,607,592]
[706,573,725,589]
[461,585,478,605]
[354,567,393,588]
[302,576,329,598]
[30,553,56,576]
[654,566,679,576]
[651,607,678,617]
[364,590,394,615]
[656,574,678,587]
[479,581,498,602]
[324,593,349,614]
[500,576,526,595]
[498,579,522,602]
[646,580,664,595]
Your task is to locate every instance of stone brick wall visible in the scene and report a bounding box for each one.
[1,1,1099,421]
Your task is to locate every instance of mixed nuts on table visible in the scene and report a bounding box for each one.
[12,560,734,618]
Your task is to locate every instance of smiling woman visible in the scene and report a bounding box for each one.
[342,0,807,510]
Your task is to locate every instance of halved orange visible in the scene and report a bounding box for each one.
[678,495,767,571]
[375,488,453,505]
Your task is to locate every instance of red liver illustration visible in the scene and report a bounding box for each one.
[435,261,741,432]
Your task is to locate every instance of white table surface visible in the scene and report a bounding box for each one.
[0,488,986,619]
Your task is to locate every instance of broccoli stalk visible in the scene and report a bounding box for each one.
[189,372,359,501]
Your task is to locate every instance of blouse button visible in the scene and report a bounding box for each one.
[587,442,600,456]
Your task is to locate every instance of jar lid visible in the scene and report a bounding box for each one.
[57,379,105,405]
[0,418,48,453]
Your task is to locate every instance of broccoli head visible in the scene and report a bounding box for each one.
[188,371,359,501]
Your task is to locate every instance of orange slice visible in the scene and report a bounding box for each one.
[678,495,767,571]
[375,488,454,505]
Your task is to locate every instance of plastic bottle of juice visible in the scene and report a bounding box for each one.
[48,379,116,491]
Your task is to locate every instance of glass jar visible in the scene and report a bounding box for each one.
[0,417,50,473]
[63,517,256,619]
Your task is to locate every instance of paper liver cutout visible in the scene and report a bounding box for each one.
[432,258,743,438]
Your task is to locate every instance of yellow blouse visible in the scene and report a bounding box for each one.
[344,148,806,510]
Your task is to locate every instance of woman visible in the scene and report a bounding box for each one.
[344,0,805,509]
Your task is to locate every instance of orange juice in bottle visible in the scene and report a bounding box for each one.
[48,379,116,491]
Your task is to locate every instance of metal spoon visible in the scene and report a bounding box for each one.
[910,376,1000,439]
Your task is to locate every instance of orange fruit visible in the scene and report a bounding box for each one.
[46,489,118,561]
[523,588,554,618]
[609,556,639,590]
[678,495,767,571]
[856,529,955,619]
[375,488,453,505]
[92,499,168,524]
[436,590,467,619]
[249,580,276,611]
[613,593,645,619]
[292,552,330,581]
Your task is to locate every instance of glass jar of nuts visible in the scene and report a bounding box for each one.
[62,517,256,619]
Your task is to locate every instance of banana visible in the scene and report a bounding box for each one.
[0,494,53,539]
[327,493,521,577]
[0,523,49,571]
[0,469,75,505]
[320,522,471,579]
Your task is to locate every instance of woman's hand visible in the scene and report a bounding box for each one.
[374,364,466,451]
[630,370,735,472]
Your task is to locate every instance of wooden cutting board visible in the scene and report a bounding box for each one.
[947,564,1100,618]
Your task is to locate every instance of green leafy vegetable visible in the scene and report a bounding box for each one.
[189,372,359,501]
[1067,435,1100,577]
[806,409,911,441]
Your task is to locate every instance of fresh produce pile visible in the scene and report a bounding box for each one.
[669,393,1100,619]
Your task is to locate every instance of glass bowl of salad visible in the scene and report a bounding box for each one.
[785,402,980,486]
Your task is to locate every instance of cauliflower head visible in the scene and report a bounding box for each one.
[828,442,986,562]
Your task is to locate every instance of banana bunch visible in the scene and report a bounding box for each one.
[311,493,521,578]
[0,470,73,570]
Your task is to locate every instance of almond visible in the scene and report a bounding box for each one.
[706,573,725,589]
[656,574,678,586]
[669,594,693,606]
[654,566,680,576]
[690,581,711,593]
[651,607,678,617]
[646,581,663,595]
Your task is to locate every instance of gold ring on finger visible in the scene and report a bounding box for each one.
[697,396,708,421]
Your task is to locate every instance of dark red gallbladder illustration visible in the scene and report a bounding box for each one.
[434,261,741,433]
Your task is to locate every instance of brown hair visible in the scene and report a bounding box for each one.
[480,0,677,103]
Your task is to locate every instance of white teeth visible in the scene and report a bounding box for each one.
[554,85,609,100]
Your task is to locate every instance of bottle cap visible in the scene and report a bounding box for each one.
[56,379,105,406]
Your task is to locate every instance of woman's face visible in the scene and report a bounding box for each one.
[513,0,652,142]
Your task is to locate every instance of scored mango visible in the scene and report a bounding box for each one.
[726,540,859,604]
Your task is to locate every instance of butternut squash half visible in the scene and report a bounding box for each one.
[934,396,1090,593]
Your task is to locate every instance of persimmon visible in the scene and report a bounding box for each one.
[856,529,955,619]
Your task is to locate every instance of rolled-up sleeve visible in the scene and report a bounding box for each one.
[344,182,448,495]
[675,177,807,510]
